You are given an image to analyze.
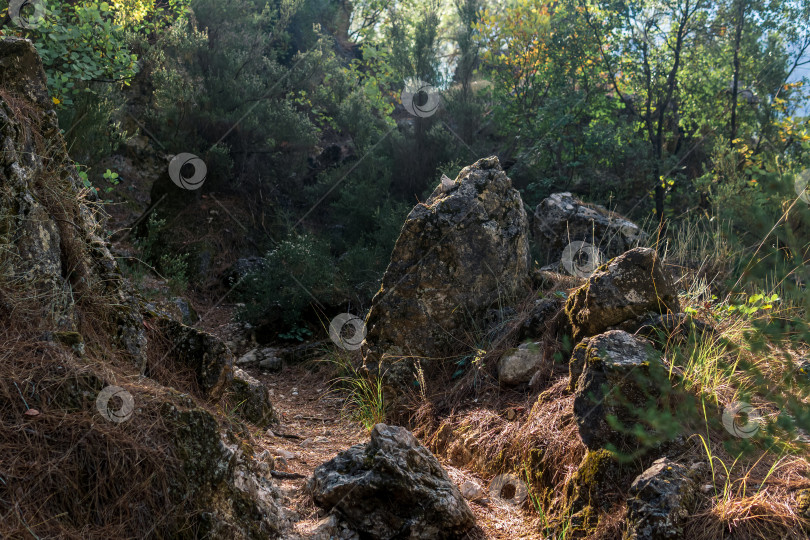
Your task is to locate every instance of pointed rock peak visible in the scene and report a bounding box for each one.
[440,173,455,191]
[471,155,501,170]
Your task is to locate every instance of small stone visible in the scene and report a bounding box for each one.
[236,348,259,365]
[460,480,486,501]
[258,356,282,372]
[270,448,298,461]
[498,342,543,386]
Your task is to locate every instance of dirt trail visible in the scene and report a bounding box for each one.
[198,304,541,537]
[243,362,543,539]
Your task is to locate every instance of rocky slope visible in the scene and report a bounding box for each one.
[0,37,282,539]
[3,35,807,540]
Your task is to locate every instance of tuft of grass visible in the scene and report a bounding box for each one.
[666,325,744,401]
[326,351,387,431]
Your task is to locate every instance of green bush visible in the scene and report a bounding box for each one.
[0,0,138,106]
[236,234,336,325]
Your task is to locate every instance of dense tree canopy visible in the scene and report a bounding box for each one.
[1,0,808,323]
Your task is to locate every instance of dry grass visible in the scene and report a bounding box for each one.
[0,306,188,539]
[399,241,810,539]
[0,92,251,538]
[684,448,810,539]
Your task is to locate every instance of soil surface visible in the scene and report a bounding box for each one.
[194,300,544,538]
[239,362,543,539]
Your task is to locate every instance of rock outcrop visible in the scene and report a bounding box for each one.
[156,318,235,395]
[308,424,476,538]
[161,402,285,537]
[533,192,647,264]
[571,330,670,450]
[564,448,634,536]
[565,248,679,341]
[0,38,281,539]
[0,37,147,361]
[362,156,531,390]
[624,458,697,540]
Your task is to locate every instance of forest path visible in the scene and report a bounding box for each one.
[244,362,543,539]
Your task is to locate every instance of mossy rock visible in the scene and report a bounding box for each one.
[229,368,276,428]
[564,448,639,538]
[572,330,678,452]
[796,488,810,518]
[565,248,679,342]
[161,403,235,495]
[567,338,591,392]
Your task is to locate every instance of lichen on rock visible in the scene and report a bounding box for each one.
[533,192,648,263]
[624,458,697,540]
[308,423,475,538]
[572,330,674,451]
[565,247,679,342]
[361,156,531,392]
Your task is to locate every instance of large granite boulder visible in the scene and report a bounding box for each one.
[533,192,647,265]
[308,424,475,538]
[361,156,531,390]
[624,458,697,540]
[572,330,671,450]
[565,248,679,342]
